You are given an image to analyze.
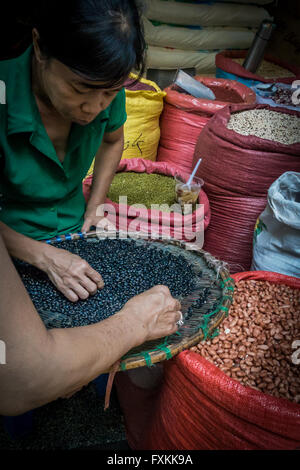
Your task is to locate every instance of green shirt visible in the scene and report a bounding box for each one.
[0,46,127,240]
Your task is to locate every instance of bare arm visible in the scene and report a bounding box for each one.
[82,126,124,232]
[0,236,181,416]
[0,220,103,302]
[0,220,54,270]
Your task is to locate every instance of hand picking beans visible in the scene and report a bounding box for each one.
[190,280,300,403]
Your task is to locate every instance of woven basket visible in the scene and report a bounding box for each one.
[38,230,235,371]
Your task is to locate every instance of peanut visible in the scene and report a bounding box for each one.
[190,280,300,403]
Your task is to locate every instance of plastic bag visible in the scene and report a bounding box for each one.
[252,171,300,277]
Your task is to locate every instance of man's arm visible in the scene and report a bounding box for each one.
[0,236,181,416]
[81,126,124,232]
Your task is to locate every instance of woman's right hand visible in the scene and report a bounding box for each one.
[43,246,104,302]
[120,285,182,345]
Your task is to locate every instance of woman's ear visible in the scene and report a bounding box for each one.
[32,28,43,63]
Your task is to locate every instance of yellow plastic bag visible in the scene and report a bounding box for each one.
[86,74,165,176]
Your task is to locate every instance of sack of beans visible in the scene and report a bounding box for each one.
[83,158,211,242]
[252,171,300,277]
[192,103,300,272]
[141,271,300,450]
[157,77,256,174]
[216,50,300,87]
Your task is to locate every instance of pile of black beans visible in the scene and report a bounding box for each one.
[13,238,202,329]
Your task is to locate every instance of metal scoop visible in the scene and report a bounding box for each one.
[173,69,216,100]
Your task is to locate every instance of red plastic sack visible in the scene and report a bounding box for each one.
[216,50,300,84]
[192,103,300,272]
[141,271,300,450]
[83,158,211,241]
[157,77,256,174]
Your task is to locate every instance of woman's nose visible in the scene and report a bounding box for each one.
[81,92,108,115]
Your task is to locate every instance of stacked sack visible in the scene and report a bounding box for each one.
[144,0,272,75]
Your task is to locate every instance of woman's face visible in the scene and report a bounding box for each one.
[37,57,124,125]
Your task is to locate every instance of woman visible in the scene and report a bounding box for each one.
[0,0,145,302]
[0,0,183,415]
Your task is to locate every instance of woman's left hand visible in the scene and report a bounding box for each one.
[82,206,116,233]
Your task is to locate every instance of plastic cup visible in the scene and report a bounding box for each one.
[174,174,204,215]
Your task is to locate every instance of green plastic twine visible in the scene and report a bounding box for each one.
[143,352,153,367]
[156,344,173,360]
[209,328,219,339]
[201,303,229,340]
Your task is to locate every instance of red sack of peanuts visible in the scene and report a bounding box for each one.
[139,271,300,450]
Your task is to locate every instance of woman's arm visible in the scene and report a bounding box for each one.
[0,235,181,416]
[81,126,124,232]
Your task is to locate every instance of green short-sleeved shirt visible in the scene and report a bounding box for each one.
[0,46,127,240]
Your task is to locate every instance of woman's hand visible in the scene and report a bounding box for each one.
[44,246,104,302]
[81,205,104,233]
[120,285,183,345]
[81,205,116,233]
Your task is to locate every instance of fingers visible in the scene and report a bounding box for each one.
[79,276,98,296]
[149,285,181,312]
[47,250,104,301]
[81,218,92,233]
[85,265,105,289]
[62,287,79,303]
[67,280,90,300]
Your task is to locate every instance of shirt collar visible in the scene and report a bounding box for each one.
[7,45,38,136]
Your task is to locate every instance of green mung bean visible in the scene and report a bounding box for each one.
[107,172,177,210]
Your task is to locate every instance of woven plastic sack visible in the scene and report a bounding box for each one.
[252,172,300,277]
[161,0,273,4]
[122,75,165,161]
[157,78,256,174]
[145,0,271,27]
[216,50,300,86]
[144,17,255,51]
[141,271,300,450]
[192,103,300,272]
[146,46,217,75]
[86,74,165,176]
[83,158,211,241]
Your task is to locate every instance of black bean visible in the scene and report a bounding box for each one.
[13,239,205,329]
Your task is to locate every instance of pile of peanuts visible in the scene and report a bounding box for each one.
[190,280,300,403]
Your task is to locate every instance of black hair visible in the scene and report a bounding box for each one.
[32,0,146,87]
